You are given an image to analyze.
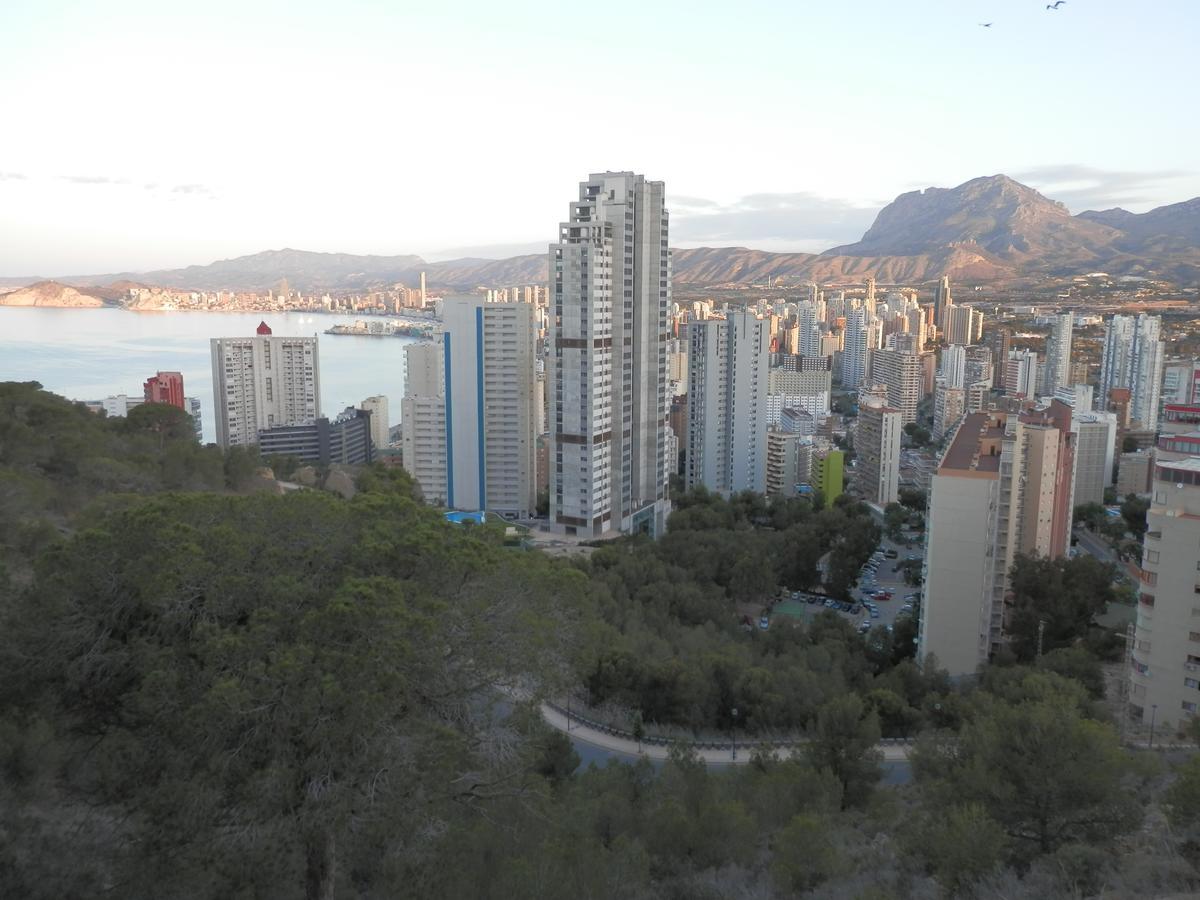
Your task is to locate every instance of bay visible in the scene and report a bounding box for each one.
[0,307,418,444]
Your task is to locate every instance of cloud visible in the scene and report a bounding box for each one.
[671,195,720,209]
[1011,164,1193,212]
[670,191,879,252]
[57,174,130,185]
[170,183,213,197]
[0,172,26,181]
[424,241,546,261]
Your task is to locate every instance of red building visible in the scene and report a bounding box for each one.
[143,371,185,409]
[256,320,272,335]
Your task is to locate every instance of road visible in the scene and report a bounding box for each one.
[1074,526,1117,565]
[542,703,913,767]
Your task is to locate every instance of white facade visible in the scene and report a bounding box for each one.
[842,307,869,389]
[686,311,769,494]
[1042,313,1074,397]
[550,172,671,537]
[359,395,390,453]
[1162,359,1200,407]
[401,342,448,504]
[210,333,320,448]
[1100,313,1164,429]
[940,344,967,390]
[921,465,999,676]
[401,298,537,518]
[1072,412,1117,507]
[1004,348,1039,398]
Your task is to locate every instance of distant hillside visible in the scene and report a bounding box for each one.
[10,175,1200,295]
[0,281,107,308]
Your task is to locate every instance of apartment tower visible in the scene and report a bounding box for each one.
[210,324,320,448]
[1100,313,1165,430]
[1130,456,1200,730]
[686,311,769,494]
[856,387,902,505]
[550,172,671,537]
[1042,313,1074,397]
[919,401,1076,677]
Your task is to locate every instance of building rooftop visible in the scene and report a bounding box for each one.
[940,412,1006,475]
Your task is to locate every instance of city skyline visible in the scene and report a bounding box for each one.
[3,0,1199,275]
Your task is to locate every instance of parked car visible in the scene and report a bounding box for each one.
[759,616,770,630]
[869,608,881,618]
[858,621,871,634]
[884,549,898,559]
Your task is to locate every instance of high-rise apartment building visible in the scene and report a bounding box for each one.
[919,401,1076,677]
[143,371,186,409]
[401,342,448,504]
[869,346,923,425]
[1072,411,1117,507]
[550,172,671,537]
[210,326,320,448]
[399,297,537,517]
[842,307,869,390]
[933,275,953,329]
[1130,456,1200,729]
[358,395,390,453]
[1042,313,1074,397]
[1004,348,1039,398]
[932,381,965,441]
[943,305,983,346]
[765,428,812,498]
[856,388,902,505]
[1163,359,1200,407]
[686,311,769,494]
[940,345,967,389]
[984,326,1012,389]
[1100,314,1165,430]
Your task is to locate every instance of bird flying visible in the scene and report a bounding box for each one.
[979,22,993,27]
[1046,1,1066,9]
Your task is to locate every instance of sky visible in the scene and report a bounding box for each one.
[1,0,1198,276]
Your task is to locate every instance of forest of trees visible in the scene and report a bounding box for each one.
[1,382,1199,899]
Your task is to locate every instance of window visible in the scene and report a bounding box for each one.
[1188,678,1200,690]
[1146,550,1160,564]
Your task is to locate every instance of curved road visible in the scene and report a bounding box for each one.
[541,703,913,778]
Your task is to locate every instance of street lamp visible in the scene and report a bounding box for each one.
[1149,704,1158,749]
[731,707,738,761]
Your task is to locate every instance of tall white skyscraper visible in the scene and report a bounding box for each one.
[1004,348,1039,398]
[550,172,671,537]
[686,311,769,494]
[399,297,538,517]
[842,307,869,390]
[210,323,320,448]
[940,344,967,390]
[1100,314,1165,430]
[1042,313,1074,397]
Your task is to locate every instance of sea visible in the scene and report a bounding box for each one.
[0,307,420,444]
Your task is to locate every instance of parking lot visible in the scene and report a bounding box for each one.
[766,534,921,636]
[855,536,922,637]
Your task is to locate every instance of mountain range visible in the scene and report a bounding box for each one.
[3,175,1199,302]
